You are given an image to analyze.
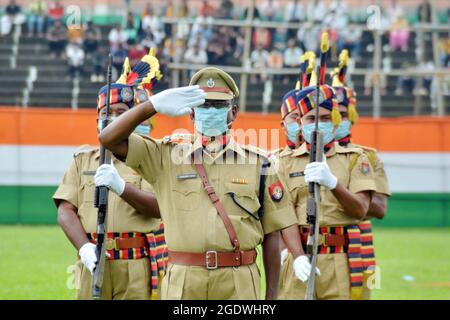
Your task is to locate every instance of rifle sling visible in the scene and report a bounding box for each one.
[194,162,241,252]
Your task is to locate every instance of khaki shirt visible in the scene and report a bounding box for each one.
[349,143,391,196]
[125,133,298,253]
[53,145,161,233]
[277,143,376,227]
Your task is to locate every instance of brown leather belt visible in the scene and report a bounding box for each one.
[104,237,148,251]
[168,249,257,269]
[318,233,347,247]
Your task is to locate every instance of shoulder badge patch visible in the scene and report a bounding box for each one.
[162,133,194,144]
[269,180,284,202]
[360,161,371,175]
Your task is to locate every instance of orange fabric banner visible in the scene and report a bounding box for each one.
[1,107,450,152]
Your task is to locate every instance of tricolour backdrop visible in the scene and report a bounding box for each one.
[1,107,449,227]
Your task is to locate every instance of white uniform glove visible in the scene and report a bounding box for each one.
[304,161,338,190]
[150,85,206,117]
[79,242,97,275]
[293,255,321,283]
[95,164,126,196]
[280,248,289,266]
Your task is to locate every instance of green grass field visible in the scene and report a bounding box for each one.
[0,226,449,300]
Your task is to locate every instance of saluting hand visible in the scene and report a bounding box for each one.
[304,161,338,190]
[150,85,206,117]
[95,164,126,196]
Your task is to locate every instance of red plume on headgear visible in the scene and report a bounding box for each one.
[124,48,162,95]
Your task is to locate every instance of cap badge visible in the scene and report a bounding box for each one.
[336,89,345,103]
[206,78,215,88]
[121,87,134,102]
[136,89,149,103]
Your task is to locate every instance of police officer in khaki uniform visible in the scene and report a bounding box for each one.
[53,51,168,300]
[277,85,377,300]
[98,67,303,300]
[332,53,391,299]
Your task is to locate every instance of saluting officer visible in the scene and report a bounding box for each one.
[98,67,303,300]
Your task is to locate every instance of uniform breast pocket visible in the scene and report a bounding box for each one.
[288,181,308,224]
[80,178,96,204]
[222,182,261,218]
[123,175,141,188]
[171,178,202,212]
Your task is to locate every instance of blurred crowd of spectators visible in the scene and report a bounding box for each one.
[0,0,449,91]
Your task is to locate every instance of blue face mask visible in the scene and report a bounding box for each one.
[286,122,301,145]
[334,120,352,140]
[134,124,150,136]
[302,121,335,145]
[194,107,230,137]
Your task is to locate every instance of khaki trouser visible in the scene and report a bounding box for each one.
[362,269,375,300]
[161,263,261,300]
[279,253,351,300]
[74,258,153,300]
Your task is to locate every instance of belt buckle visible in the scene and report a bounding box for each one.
[105,238,117,251]
[318,234,327,247]
[206,250,218,270]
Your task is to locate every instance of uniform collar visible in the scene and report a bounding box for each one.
[291,142,337,158]
[334,141,358,154]
[337,135,352,146]
[279,145,294,158]
[185,135,247,161]
[94,148,121,163]
[291,142,308,157]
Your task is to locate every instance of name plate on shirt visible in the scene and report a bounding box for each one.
[289,171,305,178]
[177,173,198,180]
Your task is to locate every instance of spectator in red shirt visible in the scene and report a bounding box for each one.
[128,43,147,66]
[48,0,65,28]
[199,0,216,17]
[252,27,272,50]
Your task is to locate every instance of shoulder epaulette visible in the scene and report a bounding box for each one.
[268,148,282,158]
[279,147,293,158]
[162,133,195,145]
[352,143,378,153]
[73,144,98,158]
[335,143,363,155]
[240,144,269,159]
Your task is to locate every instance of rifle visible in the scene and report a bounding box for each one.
[92,53,113,300]
[305,32,329,300]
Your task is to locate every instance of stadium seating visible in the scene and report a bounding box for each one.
[0,24,448,116]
